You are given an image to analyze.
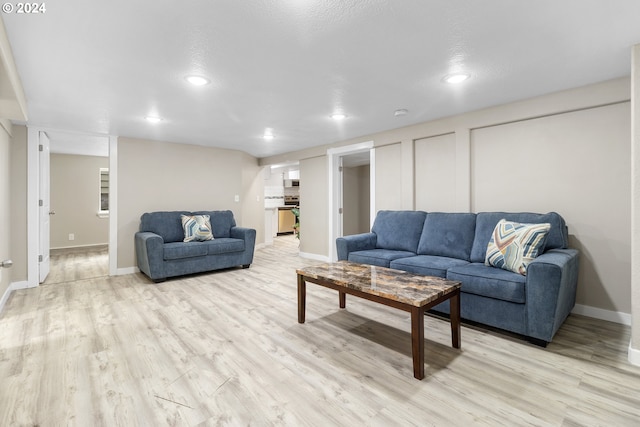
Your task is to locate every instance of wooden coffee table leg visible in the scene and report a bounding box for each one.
[411,306,425,380]
[339,291,346,308]
[297,274,306,323]
[450,289,461,348]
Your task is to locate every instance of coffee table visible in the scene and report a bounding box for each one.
[296,261,461,380]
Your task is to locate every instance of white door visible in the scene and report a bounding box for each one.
[39,131,51,283]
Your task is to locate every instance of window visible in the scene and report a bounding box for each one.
[99,168,109,216]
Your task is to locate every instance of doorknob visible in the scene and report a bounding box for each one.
[49,211,56,215]
[0,259,12,268]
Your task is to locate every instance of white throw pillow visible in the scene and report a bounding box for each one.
[181,214,214,242]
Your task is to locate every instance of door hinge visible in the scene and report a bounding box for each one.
[339,207,343,214]
[39,144,43,152]
[339,166,343,172]
[38,255,43,262]
[39,199,43,206]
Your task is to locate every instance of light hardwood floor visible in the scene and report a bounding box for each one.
[45,245,109,285]
[1,235,640,426]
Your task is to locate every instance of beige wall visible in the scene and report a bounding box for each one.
[1,123,28,287]
[265,77,632,317]
[631,44,640,360]
[299,156,327,256]
[0,120,11,297]
[471,104,630,312]
[117,137,263,269]
[240,152,265,245]
[415,133,457,211]
[343,166,358,235]
[9,124,27,282]
[50,153,109,249]
[359,165,371,231]
[374,143,403,210]
[377,103,632,314]
[343,165,370,235]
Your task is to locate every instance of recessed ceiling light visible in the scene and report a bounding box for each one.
[330,113,347,120]
[185,75,210,86]
[394,109,409,117]
[145,116,162,123]
[263,128,275,140]
[443,73,471,84]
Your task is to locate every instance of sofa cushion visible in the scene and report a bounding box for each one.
[164,242,208,260]
[446,263,526,304]
[140,211,190,243]
[390,255,469,278]
[203,238,245,255]
[348,249,417,268]
[417,212,476,260]
[371,210,427,252]
[485,219,550,275]
[192,210,236,238]
[181,214,214,242]
[470,212,567,263]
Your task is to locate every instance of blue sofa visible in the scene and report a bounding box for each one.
[135,210,256,282]
[336,210,579,345]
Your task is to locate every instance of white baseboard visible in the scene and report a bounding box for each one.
[51,243,108,251]
[298,252,330,262]
[572,303,631,326]
[0,285,12,314]
[629,341,640,367]
[10,280,31,290]
[116,267,139,276]
[0,281,31,315]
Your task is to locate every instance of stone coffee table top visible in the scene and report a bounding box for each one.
[296,261,460,307]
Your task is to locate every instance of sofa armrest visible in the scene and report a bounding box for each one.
[230,227,257,266]
[336,232,377,261]
[525,248,579,343]
[231,226,257,244]
[135,231,165,280]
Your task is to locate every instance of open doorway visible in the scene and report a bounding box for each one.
[341,153,371,236]
[264,162,300,246]
[328,141,374,261]
[42,131,110,284]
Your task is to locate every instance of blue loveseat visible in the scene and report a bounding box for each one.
[336,210,579,345]
[135,210,256,282]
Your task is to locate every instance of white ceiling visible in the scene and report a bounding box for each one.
[46,131,109,157]
[342,151,371,168]
[3,1,640,159]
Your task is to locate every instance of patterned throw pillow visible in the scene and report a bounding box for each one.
[181,214,214,242]
[485,219,551,276]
